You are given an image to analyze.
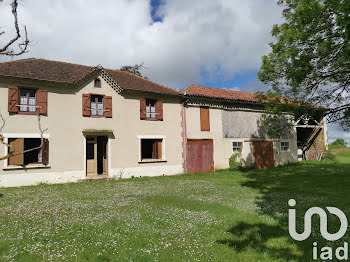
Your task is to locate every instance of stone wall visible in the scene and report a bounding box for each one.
[305,128,326,160]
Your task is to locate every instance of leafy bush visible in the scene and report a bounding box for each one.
[329,138,347,149]
[229,151,242,171]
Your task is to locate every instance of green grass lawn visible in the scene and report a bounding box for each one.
[0,151,349,262]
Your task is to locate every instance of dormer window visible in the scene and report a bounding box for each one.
[94,78,101,88]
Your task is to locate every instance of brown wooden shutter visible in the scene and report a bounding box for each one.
[103,96,112,118]
[82,94,91,117]
[8,138,24,166]
[200,106,210,131]
[156,100,163,121]
[152,141,157,159]
[36,89,48,115]
[140,98,146,120]
[157,140,162,159]
[42,138,49,165]
[152,139,162,159]
[8,86,19,113]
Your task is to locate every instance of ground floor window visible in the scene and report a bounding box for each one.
[281,141,290,151]
[8,138,49,166]
[141,139,163,160]
[232,141,243,152]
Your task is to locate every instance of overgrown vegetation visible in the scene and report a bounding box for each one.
[229,150,242,171]
[0,152,349,261]
[258,0,350,129]
[323,150,336,161]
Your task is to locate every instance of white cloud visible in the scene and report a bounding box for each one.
[226,86,241,91]
[1,0,348,145]
[0,0,283,89]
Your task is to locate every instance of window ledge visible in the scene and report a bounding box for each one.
[3,165,51,171]
[138,159,167,164]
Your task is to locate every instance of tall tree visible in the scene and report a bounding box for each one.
[258,0,350,130]
[0,0,30,56]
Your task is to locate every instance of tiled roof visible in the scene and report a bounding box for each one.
[106,69,179,95]
[182,84,261,103]
[0,58,94,83]
[0,58,179,95]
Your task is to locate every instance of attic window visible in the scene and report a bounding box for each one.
[94,78,101,88]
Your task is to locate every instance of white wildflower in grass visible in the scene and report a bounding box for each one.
[0,157,349,261]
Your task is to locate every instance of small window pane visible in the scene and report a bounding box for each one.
[28,96,36,112]
[20,90,28,111]
[281,142,289,151]
[86,143,94,159]
[232,141,243,152]
[97,102,103,116]
[146,99,156,119]
[91,101,97,116]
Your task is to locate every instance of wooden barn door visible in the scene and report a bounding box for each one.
[187,139,214,173]
[252,141,274,169]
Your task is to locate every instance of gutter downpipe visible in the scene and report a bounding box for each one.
[182,96,188,174]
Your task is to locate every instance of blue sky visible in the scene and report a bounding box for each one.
[0,0,347,144]
[150,0,164,23]
[149,0,262,91]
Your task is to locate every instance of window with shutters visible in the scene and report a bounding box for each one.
[141,139,163,160]
[140,98,163,121]
[8,86,48,115]
[200,106,210,131]
[82,94,112,118]
[7,138,49,166]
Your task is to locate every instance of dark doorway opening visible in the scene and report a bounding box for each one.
[97,136,107,175]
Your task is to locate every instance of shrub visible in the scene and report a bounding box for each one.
[229,151,242,171]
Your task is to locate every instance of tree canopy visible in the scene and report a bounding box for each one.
[329,138,348,149]
[258,0,350,131]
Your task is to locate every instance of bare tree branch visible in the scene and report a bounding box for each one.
[120,62,149,78]
[0,0,30,56]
